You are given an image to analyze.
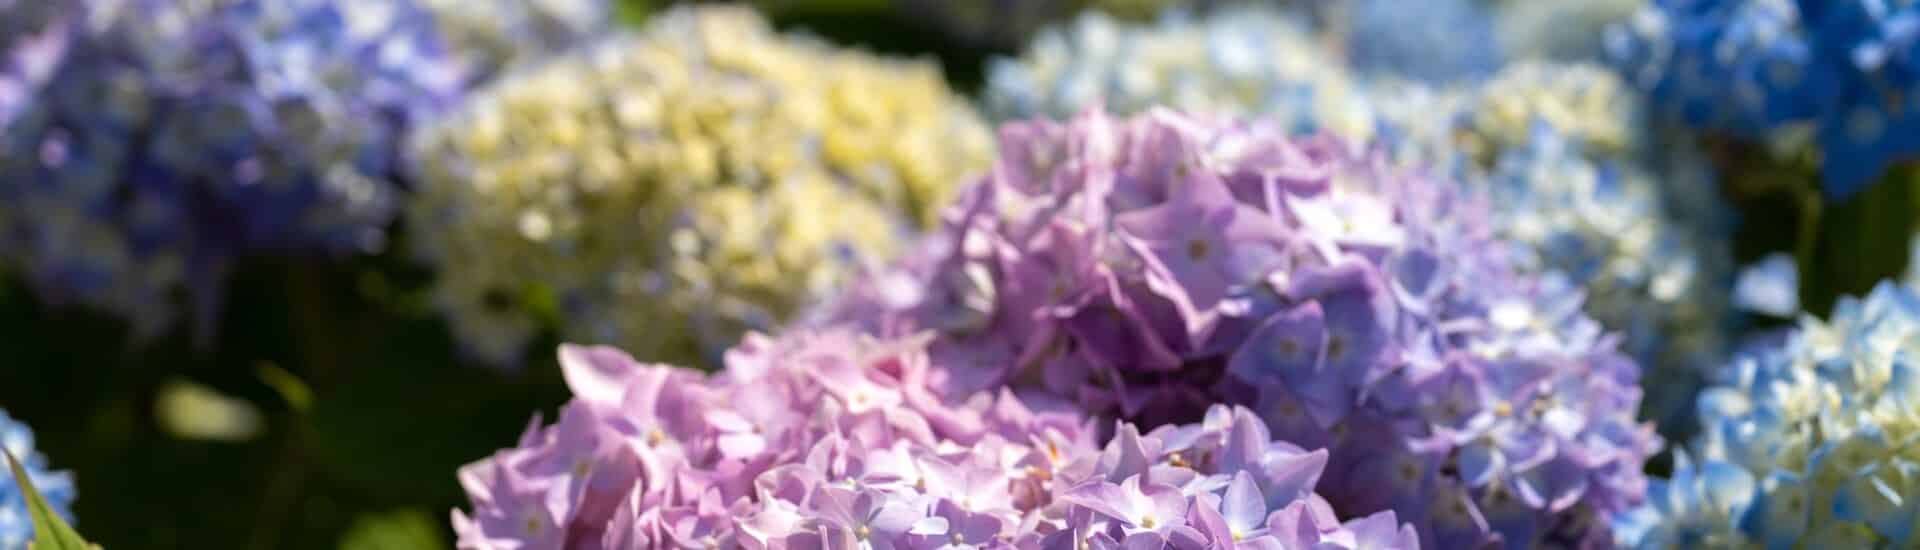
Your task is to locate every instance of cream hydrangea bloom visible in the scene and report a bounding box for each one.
[407,5,992,367]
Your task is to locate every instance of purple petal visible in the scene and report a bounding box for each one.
[1223,471,1268,533]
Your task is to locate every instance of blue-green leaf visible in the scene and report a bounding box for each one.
[5,449,96,550]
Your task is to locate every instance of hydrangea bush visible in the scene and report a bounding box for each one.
[0,0,465,339]
[1608,0,1920,197]
[406,6,993,367]
[1617,281,1920,548]
[826,108,1658,547]
[453,328,1418,549]
[0,410,75,550]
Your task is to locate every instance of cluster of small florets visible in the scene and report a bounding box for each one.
[0,0,465,339]
[1617,281,1920,548]
[1608,0,1920,197]
[406,5,993,367]
[453,328,1417,549]
[981,8,1377,140]
[985,12,1735,405]
[826,108,1658,547]
[0,409,74,550]
[1326,61,1734,439]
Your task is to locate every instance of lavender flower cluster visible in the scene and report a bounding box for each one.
[1608,0,1920,197]
[984,14,1737,413]
[0,409,74,550]
[826,108,1659,547]
[1617,281,1920,548]
[454,328,1417,549]
[0,0,465,338]
[407,6,992,367]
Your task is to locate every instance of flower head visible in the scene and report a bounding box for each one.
[407,5,992,367]
[0,0,466,339]
[455,324,1418,549]
[987,9,1736,442]
[826,108,1657,547]
[1620,281,1920,548]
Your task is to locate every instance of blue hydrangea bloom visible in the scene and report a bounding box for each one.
[1617,281,1920,548]
[1609,0,1920,198]
[0,410,74,550]
[0,0,465,339]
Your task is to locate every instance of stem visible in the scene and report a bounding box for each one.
[246,264,347,550]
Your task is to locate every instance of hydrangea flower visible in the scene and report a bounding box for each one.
[0,0,465,339]
[453,326,1418,549]
[985,15,1737,409]
[0,409,75,550]
[406,5,993,367]
[826,108,1658,547]
[1616,281,1920,548]
[1608,0,1920,197]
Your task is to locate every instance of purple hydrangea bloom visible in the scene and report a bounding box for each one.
[454,326,1417,549]
[0,0,465,339]
[823,108,1658,548]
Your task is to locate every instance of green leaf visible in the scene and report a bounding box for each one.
[336,509,445,550]
[5,450,97,550]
